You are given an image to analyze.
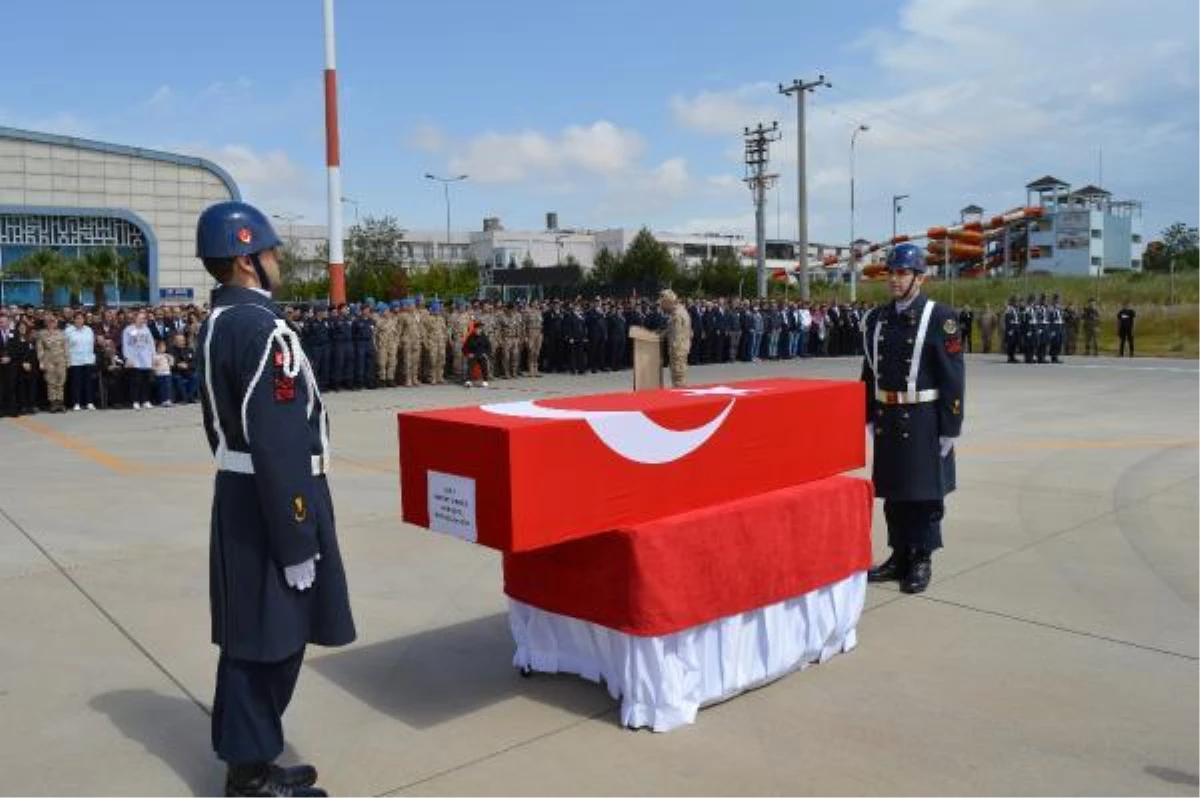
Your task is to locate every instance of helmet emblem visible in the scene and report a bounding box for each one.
[236,227,253,244]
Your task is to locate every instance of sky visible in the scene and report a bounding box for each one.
[2,0,1197,248]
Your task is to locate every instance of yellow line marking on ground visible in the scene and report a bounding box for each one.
[962,438,1199,455]
[8,417,144,475]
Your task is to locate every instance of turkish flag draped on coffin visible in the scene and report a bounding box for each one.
[398,378,865,552]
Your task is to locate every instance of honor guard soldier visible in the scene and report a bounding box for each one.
[860,243,965,594]
[1047,294,1065,363]
[195,201,355,797]
[1002,295,1020,363]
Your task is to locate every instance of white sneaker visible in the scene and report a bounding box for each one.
[132,402,141,410]
[163,401,173,407]
[86,404,95,410]
[71,404,80,411]
[481,381,489,388]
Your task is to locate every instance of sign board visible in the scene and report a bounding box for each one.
[158,287,195,302]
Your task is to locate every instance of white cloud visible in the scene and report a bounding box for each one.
[406,121,447,153]
[677,0,1198,245]
[447,121,645,183]
[670,84,780,135]
[173,142,323,219]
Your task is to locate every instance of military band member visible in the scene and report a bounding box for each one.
[195,201,355,797]
[860,243,966,594]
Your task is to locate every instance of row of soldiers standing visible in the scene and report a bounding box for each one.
[998,293,1100,364]
[293,299,548,390]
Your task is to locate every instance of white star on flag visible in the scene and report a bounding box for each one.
[677,386,760,397]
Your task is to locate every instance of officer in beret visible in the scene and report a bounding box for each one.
[860,243,966,593]
[195,201,355,797]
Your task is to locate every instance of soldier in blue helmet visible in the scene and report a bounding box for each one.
[194,201,355,797]
[859,242,965,594]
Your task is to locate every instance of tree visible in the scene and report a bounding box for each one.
[617,227,676,289]
[1145,222,1199,272]
[521,252,536,269]
[76,247,146,307]
[343,215,407,303]
[591,247,620,285]
[6,249,71,306]
[696,248,743,297]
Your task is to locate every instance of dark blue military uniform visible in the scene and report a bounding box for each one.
[350,312,376,389]
[198,285,355,768]
[1003,299,1020,363]
[303,313,331,390]
[860,249,966,593]
[328,310,353,390]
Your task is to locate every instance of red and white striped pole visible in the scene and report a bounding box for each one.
[322,0,346,306]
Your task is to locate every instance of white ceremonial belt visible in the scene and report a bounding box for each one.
[216,449,330,476]
[876,388,940,405]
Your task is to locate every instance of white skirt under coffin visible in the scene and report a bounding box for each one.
[508,570,867,732]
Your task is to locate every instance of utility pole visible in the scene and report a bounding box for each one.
[743,122,781,299]
[779,74,831,301]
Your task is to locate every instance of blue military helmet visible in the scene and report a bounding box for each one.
[195,201,282,259]
[376,302,388,313]
[885,242,927,274]
[430,301,442,312]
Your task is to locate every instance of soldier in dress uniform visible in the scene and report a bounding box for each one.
[1047,294,1065,364]
[351,304,377,389]
[194,201,354,797]
[1034,293,1050,364]
[328,305,352,390]
[1002,295,1020,363]
[303,307,331,390]
[860,243,965,594]
[1021,294,1037,364]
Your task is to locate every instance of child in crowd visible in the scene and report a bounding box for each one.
[152,340,175,407]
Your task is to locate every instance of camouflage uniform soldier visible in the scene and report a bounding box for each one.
[374,304,399,387]
[397,300,423,387]
[660,289,692,388]
[449,301,472,382]
[500,303,523,379]
[1082,299,1100,356]
[523,300,544,377]
[423,302,449,385]
[36,313,68,412]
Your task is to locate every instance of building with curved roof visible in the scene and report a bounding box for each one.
[0,126,239,306]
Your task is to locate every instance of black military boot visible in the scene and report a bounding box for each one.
[867,550,909,583]
[225,763,323,797]
[900,551,932,594]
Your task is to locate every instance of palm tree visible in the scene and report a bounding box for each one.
[77,247,146,307]
[5,249,70,306]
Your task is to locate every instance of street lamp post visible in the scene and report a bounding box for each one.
[424,173,468,264]
[339,196,360,225]
[272,212,304,280]
[892,194,909,241]
[849,124,869,302]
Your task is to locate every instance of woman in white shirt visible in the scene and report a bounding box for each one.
[65,311,96,410]
[122,310,156,409]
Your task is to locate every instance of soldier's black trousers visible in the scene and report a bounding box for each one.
[212,648,304,766]
[883,499,944,554]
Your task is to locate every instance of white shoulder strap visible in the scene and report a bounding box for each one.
[906,300,936,397]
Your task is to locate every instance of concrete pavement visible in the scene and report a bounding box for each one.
[0,353,1195,796]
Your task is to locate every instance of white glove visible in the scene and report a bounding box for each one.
[284,555,318,591]
[939,436,956,457]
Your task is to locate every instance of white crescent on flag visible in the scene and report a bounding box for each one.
[480,396,738,465]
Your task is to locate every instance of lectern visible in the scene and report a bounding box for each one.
[628,325,663,391]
